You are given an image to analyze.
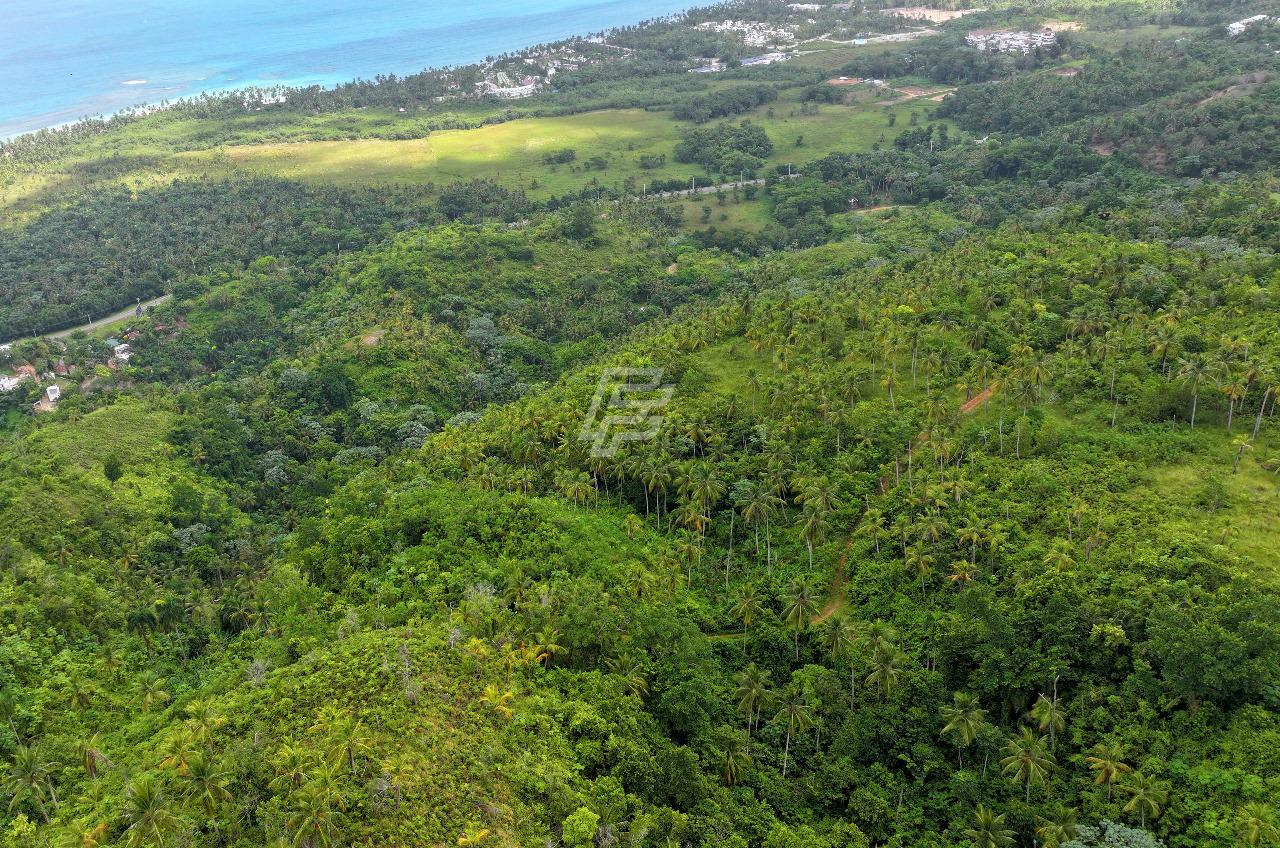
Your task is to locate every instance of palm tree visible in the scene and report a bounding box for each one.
[606,653,649,698]
[1085,741,1132,802]
[745,368,762,412]
[639,457,672,519]
[904,546,936,596]
[479,684,515,720]
[311,711,372,773]
[269,742,313,793]
[857,508,888,555]
[795,475,838,512]
[1178,354,1211,428]
[77,734,110,780]
[963,804,1015,848]
[1029,691,1065,750]
[861,620,898,658]
[720,734,752,786]
[381,757,415,808]
[1233,435,1254,472]
[1000,727,1055,802]
[1120,772,1168,829]
[119,545,141,573]
[865,646,905,701]
[287,781,347,848]
[781,578,819,659]
[678,462,726,534]
[957,519,983,563]
[63,821,110,848]
[916,510,947,544]
[183,751,232,818]
[184,699,225,750]
[1253,375,1277,441]
[120,774,182,848]
[741,485,782,569]
[947,560,979,591]
[535,628,565,669]
[881,370,898,409]
[1238,802,1279,847]
[734,663,772,736]
[1035,806,1080,848]
[1042,543,1075,571]
[797,502,831,569]
[821,615,859,707]
[5,743,56,823]
[940,692,986,767]
[774,695,814,778]
[1148,324,1177,375]
[457,824,492,847]
[729,585,764,654]
[558,470,595,505]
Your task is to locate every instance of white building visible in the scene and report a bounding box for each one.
[966,28,1057,53]
[483,81,540,99]
[741,52,795,67]
[1228,15,1275,36]
[45,385,60,402]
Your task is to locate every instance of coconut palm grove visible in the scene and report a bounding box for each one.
[1,0,1279,847]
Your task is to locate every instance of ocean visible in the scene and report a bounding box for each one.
[1,0,698,138]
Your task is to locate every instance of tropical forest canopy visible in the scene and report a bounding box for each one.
[1,2,1279,848]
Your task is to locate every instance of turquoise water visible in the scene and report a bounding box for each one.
[1,0,695,138]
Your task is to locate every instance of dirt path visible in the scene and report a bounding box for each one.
[810,542,851,625]
[959,384,996,415]
[812,383,998,622]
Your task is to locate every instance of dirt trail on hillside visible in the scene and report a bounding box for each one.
[813,383,998,622]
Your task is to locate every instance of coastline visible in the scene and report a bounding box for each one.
[0,0,697,141]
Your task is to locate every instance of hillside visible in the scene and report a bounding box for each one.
[2,2,1280,848]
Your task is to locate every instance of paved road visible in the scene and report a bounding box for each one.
[652,172,799,200]
[47,297,174,340]
[42,294,172,342]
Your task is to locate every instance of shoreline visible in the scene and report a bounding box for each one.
[0,2,696,142]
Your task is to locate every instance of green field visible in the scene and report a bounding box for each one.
[1074,24,1205,48]
[184,97,942,197]
[1138,432,1280,586]
[0,91,950,220]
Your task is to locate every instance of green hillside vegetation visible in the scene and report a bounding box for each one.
[4,206,1280,848]
[0,91,943,223]
[3,2,1280,847]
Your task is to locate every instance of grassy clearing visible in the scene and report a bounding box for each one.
[792,40,911,71]
[693,338,775,397]
[1075,24,1204,48]
[1135,429,1280,585]
[180,95,943,199]
[678,194,774,231]
[23,396,174,470]
[0,89,948,222]
[188,109,701,197]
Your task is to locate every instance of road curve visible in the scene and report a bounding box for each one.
[0,294,174,348]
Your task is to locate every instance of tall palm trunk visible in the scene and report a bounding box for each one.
[1253,386,1272,440]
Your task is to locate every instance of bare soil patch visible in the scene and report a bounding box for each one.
[1198,72,1270,106]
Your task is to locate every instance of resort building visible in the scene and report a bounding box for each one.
[965,28,1058,53]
